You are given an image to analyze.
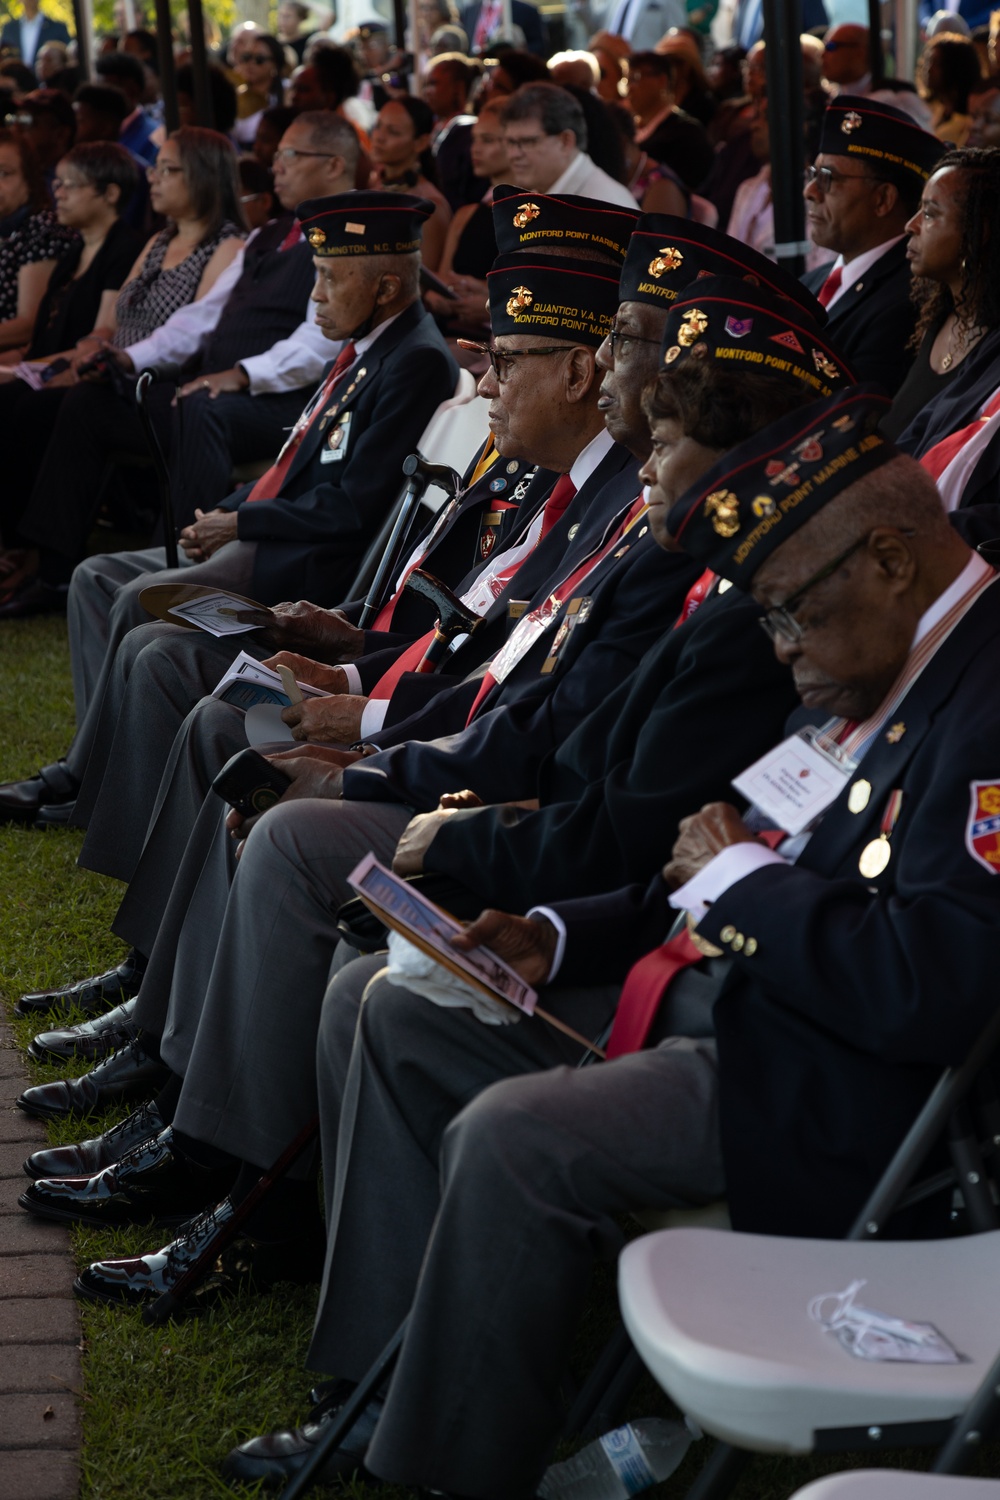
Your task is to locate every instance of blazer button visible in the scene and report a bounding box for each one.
[720,925,736,943]
[743,937,758,956]
[854,281,863,292]
[730,932,745,951]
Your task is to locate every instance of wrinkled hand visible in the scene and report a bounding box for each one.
[262,651,349,694]
[450,909,558,986]
[662,802,759,890]
[249,600,365,661]
[437,789,484,810]
[392,807,465,876]
[178,507,239,561]
[225,745,359,847]
[177,365,249,401]
[281,692,365,743]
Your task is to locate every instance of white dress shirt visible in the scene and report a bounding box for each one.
[549,151,639,211]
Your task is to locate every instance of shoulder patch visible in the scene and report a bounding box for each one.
[966,781,1000,874]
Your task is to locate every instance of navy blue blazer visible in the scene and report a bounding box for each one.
[801,238,916,397]
[1,12,70,60]
[555,579,1000,1242]
[216,300,457,606]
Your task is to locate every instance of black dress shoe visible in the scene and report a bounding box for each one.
[15,1034,168,1121]
[18,1126,236,1228]
[0,759,79,829]
[23,1100,165,1181]
[16,947,146,1019]
[36,799,76,829]
[0,577,68,618]
[220,1388,383,1489]
[28,998,139,1065]
[73,1196,326,1309]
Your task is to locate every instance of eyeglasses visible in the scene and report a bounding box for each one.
[503,133,548,153]
[147,161,184,178]
[607,319,660,358]
[759,534,873,643]
[457,340,576,382]
[803,164,879,194]
[240,192,265,202]
[52,176,90,191]
[273,146,340,162]
[246,52,275,64]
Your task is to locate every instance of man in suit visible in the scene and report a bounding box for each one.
[0,0,69,68]
[460,0,547,55]
[0,190,457,827]
[801,94,945,395]
[23,280,840,1299]
[211,388,1000,1497]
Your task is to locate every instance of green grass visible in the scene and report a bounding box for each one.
[1,615,994,1498]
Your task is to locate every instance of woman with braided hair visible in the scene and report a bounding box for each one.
[886,147,1000,516]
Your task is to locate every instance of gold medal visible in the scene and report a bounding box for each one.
[848,779,871,814]
[859,836,891,878]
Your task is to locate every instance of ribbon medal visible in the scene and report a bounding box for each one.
[858,789,903,878]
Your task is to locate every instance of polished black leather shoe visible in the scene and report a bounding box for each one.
[0,759,78,828]
[19,1126,236,1228]
[15,1035,168,1121]
[23,1100,166,1181]
[36,799,76,829]
[28,999,139,1066]
[220,1388,383,1489]
[0,577,68,619]
[16,948,146,1019]
[73,1197,326,1309]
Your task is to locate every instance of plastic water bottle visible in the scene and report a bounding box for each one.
[537,1417,696,1499]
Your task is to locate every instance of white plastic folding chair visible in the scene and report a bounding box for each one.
[791,1475,1000,1500]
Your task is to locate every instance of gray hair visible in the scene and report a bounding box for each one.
[502,82,588,152]
[296,110,360,175]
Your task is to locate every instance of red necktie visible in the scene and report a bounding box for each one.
[817,265,843,308]
[246,342,356,502]
[605,928,706,1058]
[279,223,303,251]
[538,473,577,538]
[368,476,577,704]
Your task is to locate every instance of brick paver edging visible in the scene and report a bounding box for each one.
[0,1020,81,1500]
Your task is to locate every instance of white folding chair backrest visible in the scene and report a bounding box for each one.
[618,1226,1000,1454]
[791,1475,1000,1499]
[415,369,489,512]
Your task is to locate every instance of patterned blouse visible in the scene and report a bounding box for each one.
[112,220,243,350]
[0,206,78,324]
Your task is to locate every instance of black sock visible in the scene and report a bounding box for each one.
[171,1127,239,1173]
[231,1164,322,1241]
[152,1071,183,1122]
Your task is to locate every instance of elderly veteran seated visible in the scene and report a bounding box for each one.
[213,387,1000,1495]
[0,190,458,827]
[20,280,848,1306]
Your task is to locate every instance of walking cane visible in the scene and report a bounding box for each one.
[142,1112,319,1325]
[134,370,179,569]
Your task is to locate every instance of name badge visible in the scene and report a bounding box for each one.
[731,724,857,837]
[320,412,351,463]
[541,596,592,674]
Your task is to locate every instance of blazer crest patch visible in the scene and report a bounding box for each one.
[967,781,1000,874]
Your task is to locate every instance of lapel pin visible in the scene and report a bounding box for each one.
[886,722,906,743]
